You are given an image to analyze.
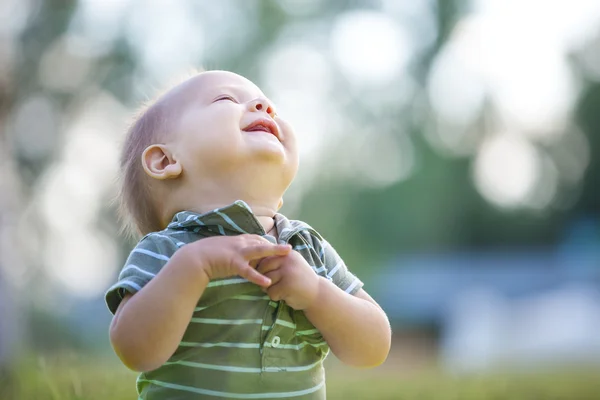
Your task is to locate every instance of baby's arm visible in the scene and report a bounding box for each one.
[110,259,208,372]
[258,237,391,368]
[303,282,391,368]
[109,234,290,372]
[306,239,391,367]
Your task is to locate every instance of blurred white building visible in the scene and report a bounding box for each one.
[442,284,600,372]
[376,218,600,372]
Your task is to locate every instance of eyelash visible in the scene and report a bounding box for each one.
[215,95,237,103]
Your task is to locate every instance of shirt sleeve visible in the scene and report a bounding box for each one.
[312,236,364,295]
[105,233,179,315]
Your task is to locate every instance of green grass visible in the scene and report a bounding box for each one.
[2,353,600,399]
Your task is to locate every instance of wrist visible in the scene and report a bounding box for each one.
[171,244,211,285]
[304,276,328,312]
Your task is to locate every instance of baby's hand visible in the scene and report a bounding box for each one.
[257,251,320,310]
[183,235,291,287]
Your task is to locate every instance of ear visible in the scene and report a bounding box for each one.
[141,144,182,180]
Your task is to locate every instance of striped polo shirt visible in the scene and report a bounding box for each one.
[105,200,363,399]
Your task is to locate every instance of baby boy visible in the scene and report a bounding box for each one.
[105,70,391,399]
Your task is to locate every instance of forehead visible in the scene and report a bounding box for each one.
[164,71,264,105]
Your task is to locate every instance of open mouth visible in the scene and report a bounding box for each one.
[242,118,280,141]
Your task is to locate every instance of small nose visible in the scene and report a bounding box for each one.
[248,97,276,117]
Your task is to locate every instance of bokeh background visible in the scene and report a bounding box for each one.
[1,0,600,399]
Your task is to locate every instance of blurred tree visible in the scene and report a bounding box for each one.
[574,81,600,216]
[0,0,23,367]
[1,0,599,351]
[3,0,79,353]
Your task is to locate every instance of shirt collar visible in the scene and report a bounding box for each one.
[167,200,266,235]
[166,200,310,243]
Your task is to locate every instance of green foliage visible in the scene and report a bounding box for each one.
[1,354,135,400]
[6,0,600,291]
[2,355,599,400]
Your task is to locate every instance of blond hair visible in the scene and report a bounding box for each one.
[118,68,210,237]
[118,99,170,237]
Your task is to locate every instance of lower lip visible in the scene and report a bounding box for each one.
[244,130,279,141]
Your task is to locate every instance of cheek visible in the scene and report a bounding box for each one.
[190,113,243,151]
[287,151,300,181]
[180,104,242,138]
[193,133,243,169]
[279,119,300,170]
[178,124,243,172]
[278,118,298,152]
[278,118,294,140]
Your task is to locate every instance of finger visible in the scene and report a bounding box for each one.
[241,234,272,244]
[242,244,291,261]
[264,269,283,286]
[256,256,282,275]
[237,263,272,287]
[266,282,285,301]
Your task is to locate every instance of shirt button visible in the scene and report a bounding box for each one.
[271,336,281,348]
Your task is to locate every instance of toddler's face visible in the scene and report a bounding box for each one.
[167,71,298,186]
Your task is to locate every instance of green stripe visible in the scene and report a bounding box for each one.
[164,360,263,373]
[232,294,270,300]
[207,278,248,287]
[164,359,322,373]
[296,329,320,336]
[138,379,325,399]
[180,341,260,349]
[264,359,322,372]
[179,341,325,351]
[265,341,327,350]
[275,319,296,329]
[191,318,262,325]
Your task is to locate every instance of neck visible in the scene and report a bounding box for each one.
[162,181,282,233]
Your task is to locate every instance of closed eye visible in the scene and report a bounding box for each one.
[214,95,238,103]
